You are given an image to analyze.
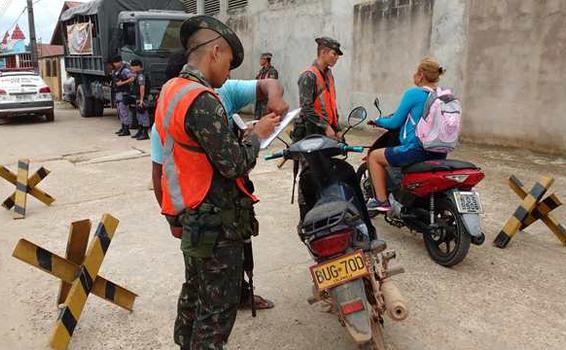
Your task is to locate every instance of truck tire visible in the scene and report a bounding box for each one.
[93,99,104,116]
[76,84,95,118]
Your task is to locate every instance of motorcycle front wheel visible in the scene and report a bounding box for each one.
[423,197,471,267]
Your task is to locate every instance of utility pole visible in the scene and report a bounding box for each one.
[26,0,38,71]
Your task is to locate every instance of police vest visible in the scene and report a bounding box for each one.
[113,64,131,94]
[154,77,257,216]
[132,73,150,100]
[305,65,338,128]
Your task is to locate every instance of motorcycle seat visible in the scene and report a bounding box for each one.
[402,159,479,174]
[302,200,359,235]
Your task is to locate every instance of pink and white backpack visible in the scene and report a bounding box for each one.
[408,87,461,153]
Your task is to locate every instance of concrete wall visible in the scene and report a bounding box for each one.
[214,0,566,154]
[222,0,360,116]
[351,0,434,114]
[463,0,566,154]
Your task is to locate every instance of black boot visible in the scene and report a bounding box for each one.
[131,127,143,139]
[136,127,150,140]
[118,125,130,136]
[115,125,124,134]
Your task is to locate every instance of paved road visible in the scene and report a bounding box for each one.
[1,106,565,349]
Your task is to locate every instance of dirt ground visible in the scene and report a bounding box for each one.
[1,106,565,350]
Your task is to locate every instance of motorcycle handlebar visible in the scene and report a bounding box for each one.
[264,145,364,160]
[340,145,365,153]
[264,151,285,160]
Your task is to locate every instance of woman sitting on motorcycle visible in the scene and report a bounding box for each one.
[366,57,447,212]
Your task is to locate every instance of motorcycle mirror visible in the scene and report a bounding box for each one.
[374,97,380,109]
[374,97,382,117]
[347,106,367,128]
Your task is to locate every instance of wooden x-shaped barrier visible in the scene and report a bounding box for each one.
[12,214,137,350]
[1,159,55,219]
[493,175,566,248]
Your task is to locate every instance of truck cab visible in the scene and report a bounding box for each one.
[118,10,191,104]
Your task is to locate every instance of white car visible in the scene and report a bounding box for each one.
[0,71,55,121]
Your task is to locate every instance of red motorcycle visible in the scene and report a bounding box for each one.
[357,99,485,267]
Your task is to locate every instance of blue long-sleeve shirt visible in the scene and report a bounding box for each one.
[376,87,430,151]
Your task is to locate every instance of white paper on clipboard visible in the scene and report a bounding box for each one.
[260,108,301,149]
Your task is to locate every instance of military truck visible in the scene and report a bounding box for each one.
[59,0,191,117]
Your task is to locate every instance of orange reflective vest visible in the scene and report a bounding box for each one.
[306,65,338,128]
[155,77,257,216]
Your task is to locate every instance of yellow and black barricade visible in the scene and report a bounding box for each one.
[1,159,55,219]
[493,175,566,248]
[12,214,136,350]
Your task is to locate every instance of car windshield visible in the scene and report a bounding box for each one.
[139,19,183,52]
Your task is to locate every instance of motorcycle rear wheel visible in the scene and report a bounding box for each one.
[423,197,471,267]
[359,317,385,350]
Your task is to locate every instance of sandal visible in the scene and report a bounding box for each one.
[240,294,274,310]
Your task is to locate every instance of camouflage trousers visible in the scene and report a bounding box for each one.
[174,244,244,349]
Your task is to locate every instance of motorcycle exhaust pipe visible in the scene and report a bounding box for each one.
[381,278,408,321]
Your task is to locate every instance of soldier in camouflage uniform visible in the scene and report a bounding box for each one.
[293,37,343,142]
[157,16,279,350]
[293,37,344,221]
[254,53,279,120]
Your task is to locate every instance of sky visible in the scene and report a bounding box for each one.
[0,0,89,45]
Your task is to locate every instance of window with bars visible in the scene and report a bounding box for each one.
[228,0,248,11]
[182,0,197,14]
[204,0,220,16]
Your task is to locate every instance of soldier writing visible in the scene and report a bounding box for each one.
[153,15,279,349]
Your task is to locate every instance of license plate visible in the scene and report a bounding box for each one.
[16,95,32,101]
[453,191,483,214]
[310,250,369,291]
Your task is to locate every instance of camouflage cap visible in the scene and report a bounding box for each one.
[260,52,273,59]
[180,15,244,70]
[315,37,343,56]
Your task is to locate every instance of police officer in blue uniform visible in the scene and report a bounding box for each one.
[110,55,134,136]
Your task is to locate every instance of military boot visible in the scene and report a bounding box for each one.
[115,125,124,134]
[118,125,131,136]
[131,127,143,139]
[136,127,150,140]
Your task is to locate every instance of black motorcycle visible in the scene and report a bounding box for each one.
[265,107,408,349]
